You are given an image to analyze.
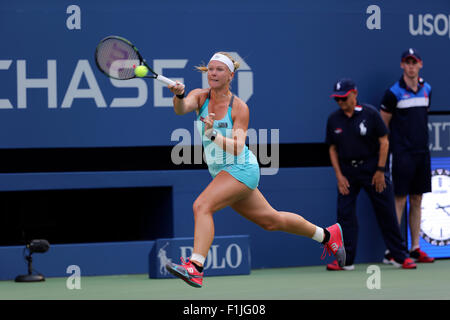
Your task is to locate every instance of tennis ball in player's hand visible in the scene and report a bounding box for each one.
[134,65,148,77]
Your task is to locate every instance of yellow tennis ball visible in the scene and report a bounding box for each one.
[134,65,148,77]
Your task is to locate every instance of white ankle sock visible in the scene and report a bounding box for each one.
[190,253,206,265]
[312,226,325,243]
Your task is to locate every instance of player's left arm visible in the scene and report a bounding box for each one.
[229,98,249,156]
[203,97,249,156]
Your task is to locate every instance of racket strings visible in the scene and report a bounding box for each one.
[96,38,140,79]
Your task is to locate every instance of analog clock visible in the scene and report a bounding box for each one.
[420,169,450,246]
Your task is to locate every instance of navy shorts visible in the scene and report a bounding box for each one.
[390,151,431,196]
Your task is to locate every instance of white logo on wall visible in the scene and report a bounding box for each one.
[157,242,172,276]
[202,52,253,103]
[0,53,252,109]
[428,120,450,152]
[158,243,243,275]
[409,13,450,38]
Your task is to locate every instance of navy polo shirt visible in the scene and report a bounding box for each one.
[380,76,431,154]
[326,103,388,161]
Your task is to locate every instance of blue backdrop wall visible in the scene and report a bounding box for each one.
[0,0,449,147]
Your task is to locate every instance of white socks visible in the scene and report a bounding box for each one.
[312,226,325,243]
[190,253,206,265]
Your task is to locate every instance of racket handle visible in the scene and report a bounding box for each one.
[156,74,183,87]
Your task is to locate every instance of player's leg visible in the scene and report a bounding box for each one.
[165,171,252,287]
[191,171,251,264]
[230,188,346,267]
[229,187,314,235]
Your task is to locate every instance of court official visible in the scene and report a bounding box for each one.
[325,78,416,270]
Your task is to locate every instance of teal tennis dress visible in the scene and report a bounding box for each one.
[196,91,260,189]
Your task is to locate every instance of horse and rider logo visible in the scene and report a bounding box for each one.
[149,236,250,279]
[157,242,172,276]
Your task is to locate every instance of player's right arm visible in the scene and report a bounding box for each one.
[169,84,204,115]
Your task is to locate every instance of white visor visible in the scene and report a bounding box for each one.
[208,53,235,72]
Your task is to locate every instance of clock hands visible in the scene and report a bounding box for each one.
[436,203,450,216]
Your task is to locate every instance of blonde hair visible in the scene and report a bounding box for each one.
[195,52,240,73]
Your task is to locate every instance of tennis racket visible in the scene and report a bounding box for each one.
[95,35,182,87]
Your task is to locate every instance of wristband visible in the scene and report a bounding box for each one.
[376,166,385,172]
[176,91,185,99]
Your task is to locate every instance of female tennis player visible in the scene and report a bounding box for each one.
[165,52,345,288]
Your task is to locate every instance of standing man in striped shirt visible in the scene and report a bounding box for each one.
[380,48,435,263]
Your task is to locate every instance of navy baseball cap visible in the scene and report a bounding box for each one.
[401,48,422,62]
[331,78,357,97]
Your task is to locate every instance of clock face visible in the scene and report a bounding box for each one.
[420,169,450,246]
